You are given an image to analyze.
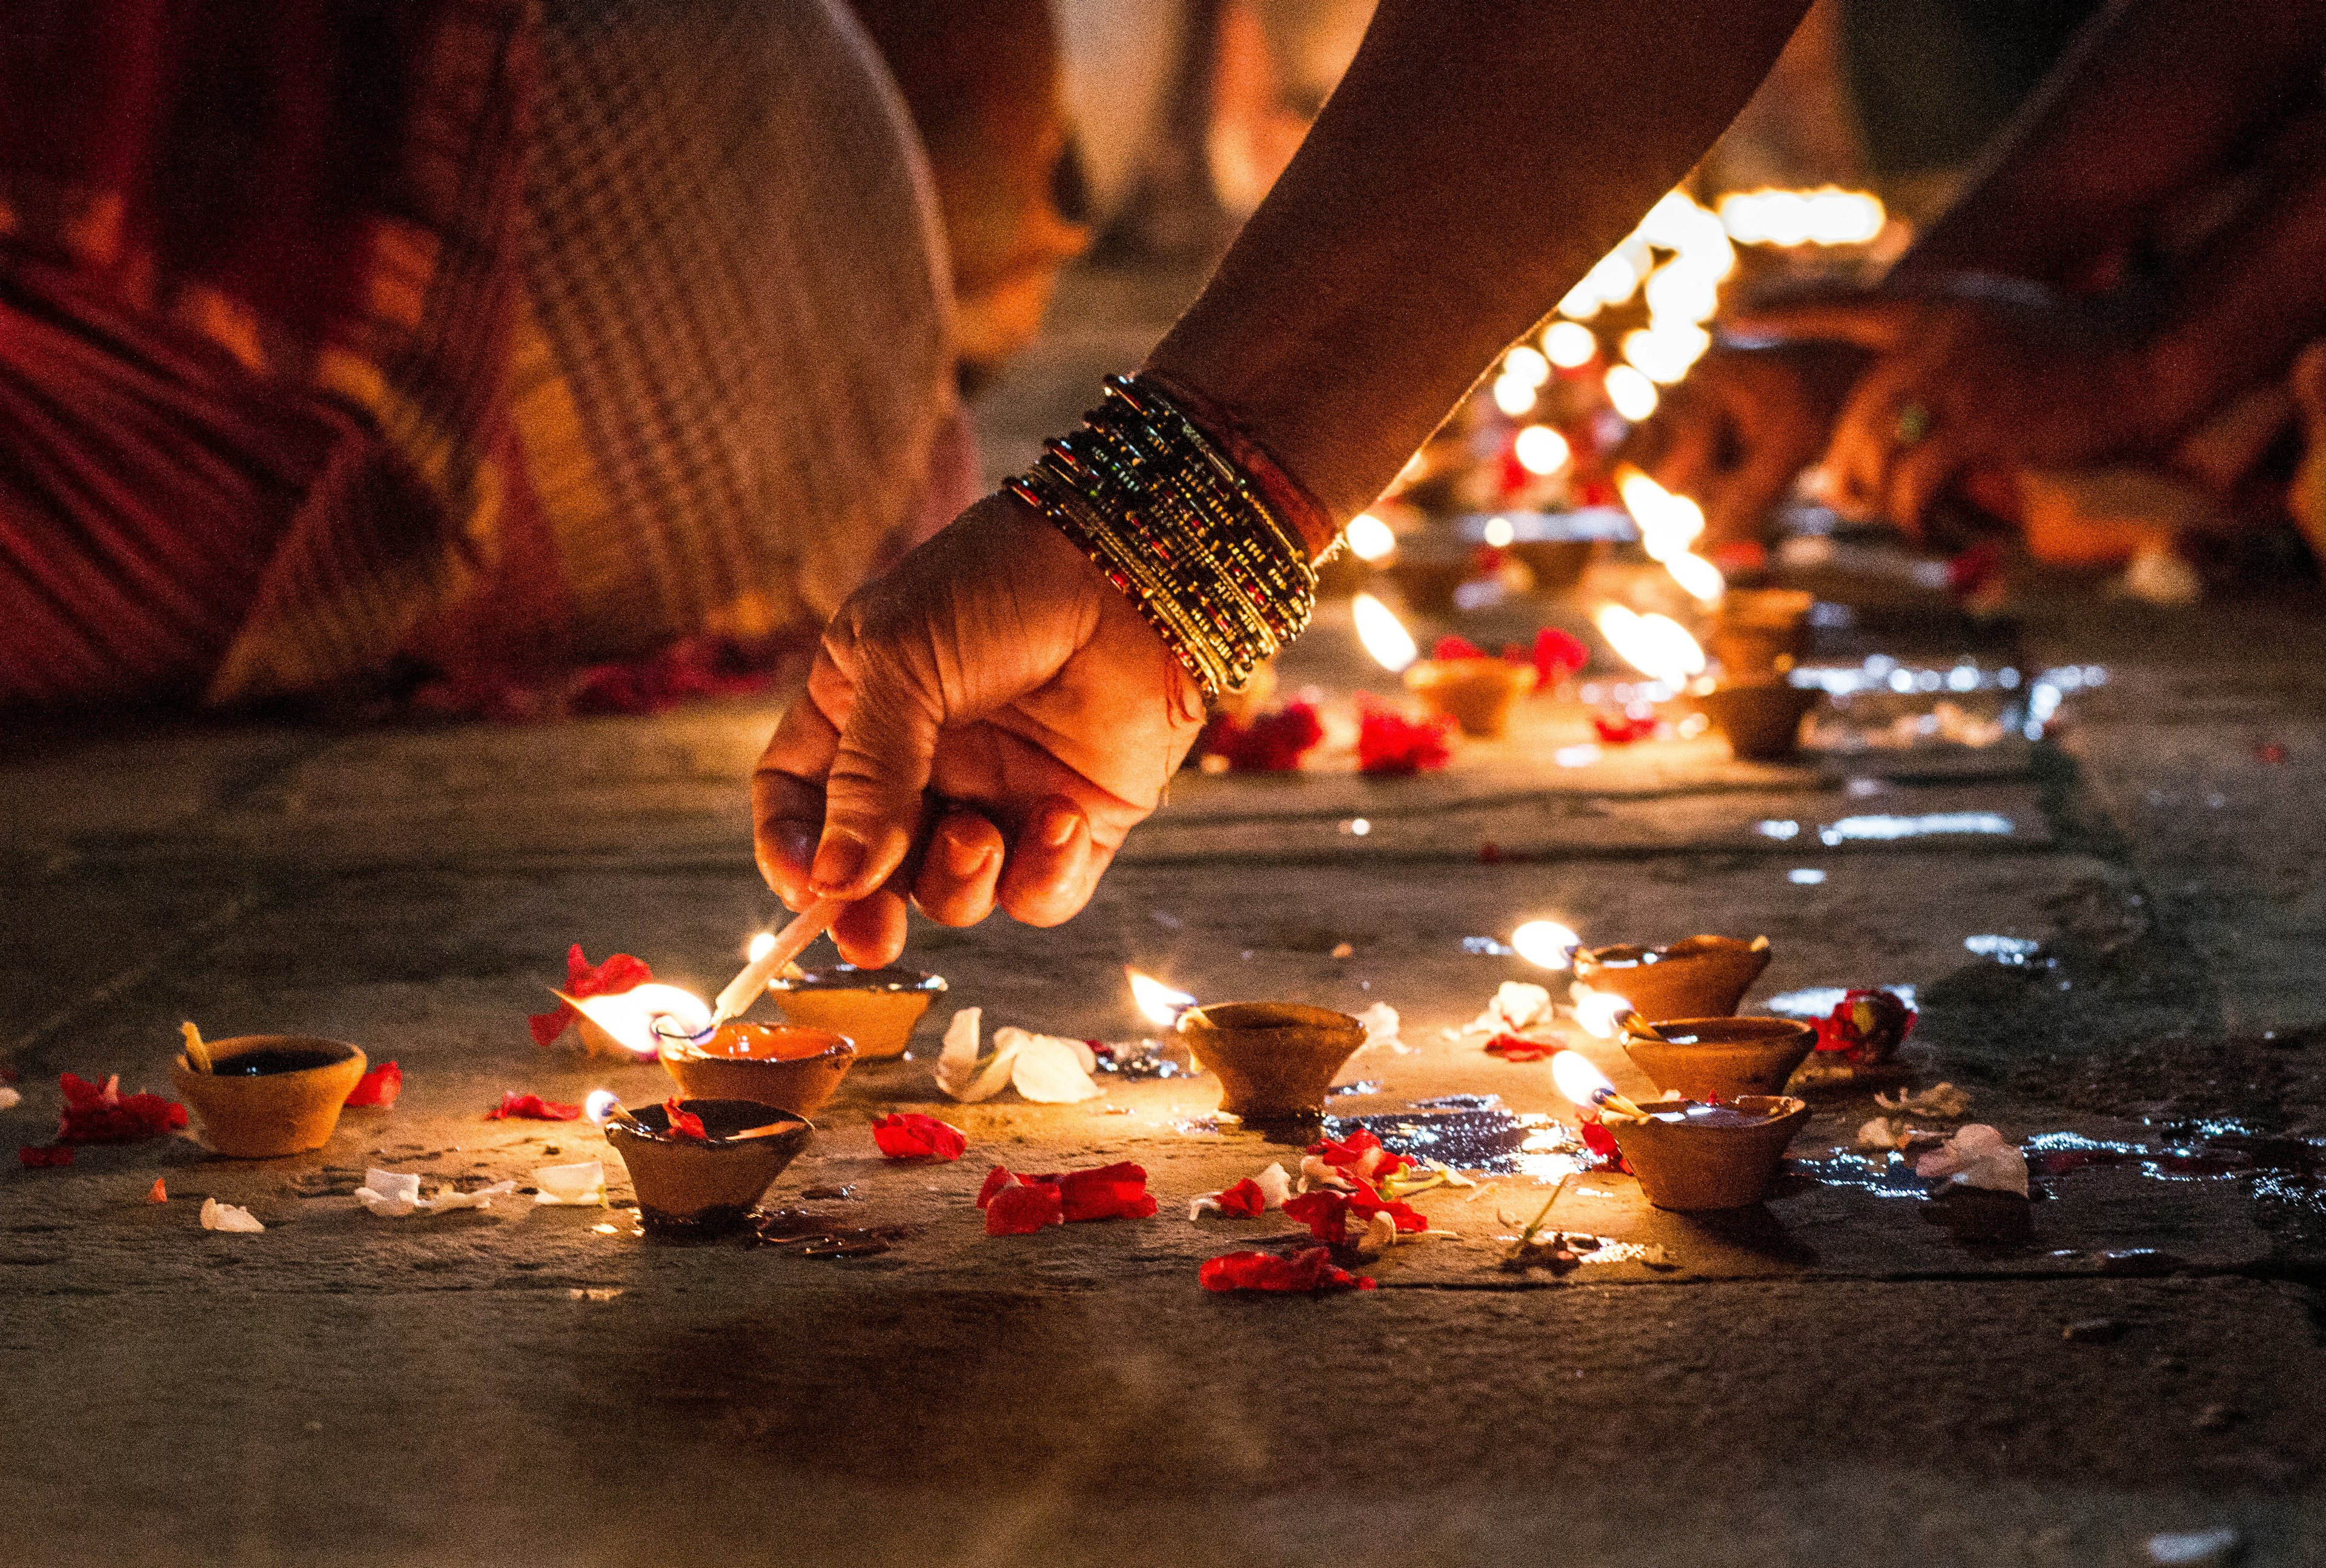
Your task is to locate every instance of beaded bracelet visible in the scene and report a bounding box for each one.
[1007,375,1319,698]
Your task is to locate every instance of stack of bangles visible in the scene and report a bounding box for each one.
[1006,374,1325,700]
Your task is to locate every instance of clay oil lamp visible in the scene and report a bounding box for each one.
[1619,1014,1817,1101]
[171,1025,368,1159]
[659,1022,857,1120]
[1453,509,1610,599]
[1572,934,1771,1023]
[767,965,946,1059]
[1552,1050,1808,1211]
[1178,1002,1367,1121]
[1378,534,1476,616]
[592,1093,811,1236]
[1694,679,1823,762]
[1403,637,1537,738]
[1711,587,1817,679]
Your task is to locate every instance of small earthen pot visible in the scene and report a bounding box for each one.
[1403,657,1537,738]
[1574,935,1771,1023]
[1622,1016,1817,1101]
[171,1036,368,1159]
[768,965,946,1059]
[1178,1002,1367,1119]
[1606,1095,1809,1210]
[603,1098,810,1235]
[1711,587,1815,678]
[1382,549,1474,616]
[1695,680,1823,762]
[660,1022,856,1119]
[1508,538,1595,598]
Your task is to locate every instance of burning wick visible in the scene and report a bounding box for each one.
[710,897,843,1028]
[1127,967,1199,1029]
[1549,1050,1649,1122]
[555,983,716,1059]
[585,1090,645,1131]
[179,1021,213,1075]
[1511,921,1582,970]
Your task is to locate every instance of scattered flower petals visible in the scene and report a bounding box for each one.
[978,1162,1156,1231]
[1356,703,1454,775]
[1813,988,1918,1065]
[1432,635,1487,660]
[1354,1002,1409,1054]
[1300,1154,1355,1192]
[529,944,656,1047]
[1285,1173,1426,1240]
[1192,1177,1267,1220]
[1915,1124,2029,1196]
[1580,1120,1631,1173]
[1484,1031,1556,1062]
[343,1061,402,1108]
[1591,709,1657,744]
[200,1197,265,1232]
[1199,1247,1375,1294]
[984,1180,1065,1235]
[148,1177,168,1203]
[427,1181,517,1213]
[1453,982,1554,1040]
[56,1073,187,1144]
[485,1091,582,1122]
[1201,702,1326,772]
[533,1160,607,1205]
[1307,1130,1409,1182]
[1002,1028,1103,1103]
[19,1143,72,1168]
[355,1169,425,1217]
[872,1113,967,1162]
[1855,1116,1913,1152]
[662,1099,710,1142]
[0,1085,19,1111]
[1875,1082,1970,1119]
[1356,1208,1400,1259]
[1531,627,1590,687]
[935,1007,1013,1102]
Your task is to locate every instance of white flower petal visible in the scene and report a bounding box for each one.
[533,1160,607,1205]
[1006,1032,1102,1103]
[199,1197,265,1232]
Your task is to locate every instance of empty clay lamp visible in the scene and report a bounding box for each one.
[1572,935,1771,1022]
[659,1022,857,1120]
[1403,655,1537,738]
[1551,1051,1806,1211]
[1694,679,1823,762]
[1620,1015,1817,1101]
[171,1033,369,1158]
[601,1097,811,1235]
[767,965,946,1059]
[1711,587,1815,677]
[1178,1002,1367,1119]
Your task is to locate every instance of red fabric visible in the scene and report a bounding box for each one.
[1485,1032,1556,1062]
[661,1099,709,1142]
[18,1144,74,1168]
[1199,1248,1375,1294]
[485,1090,581,1122]
[1356,704,1453,776]
[1200,702,1324,772]
[528,945,655,1046]
[343,1060,402,1107]
[872,1113,967,1161]
[56,1072,185,1143]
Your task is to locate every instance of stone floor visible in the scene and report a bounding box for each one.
[4,265,2324,1567]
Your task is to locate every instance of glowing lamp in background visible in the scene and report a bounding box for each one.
[1665,551,1727,606]
[1614,466,1706,563]
[1126,968,1199,1029]
[1353,592,1419,673]
[1502,345,1551,388]
[1491,375,1538,417]
[1604,365,1659,422]
[1543,320,1597,368]
[1482,515,1516,549]
[1549,1048,1648,1118]
[1512,921,1582,970]
[1344,512,1397,562]
[1643,262,1720,326]
[1719,187,1886,248]
[1513,425,1571,475]
[1622,323,1712,386]
[1594,604,1707,689]
[1569,987,1634,1040]
[563,983,714,1060]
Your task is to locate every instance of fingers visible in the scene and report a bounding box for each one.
[912,808,1006,926]
[995,796,1097,928]
[811,646,943,902]
[1730,296,1921,354]
[830,886,910,969]
[1885,428,1967,536]
[754,695,841,909]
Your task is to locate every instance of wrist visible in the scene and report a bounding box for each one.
[1135,368,1340,561]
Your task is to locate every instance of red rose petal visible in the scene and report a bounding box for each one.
[1356,705,1455,776]
[979,1162,1156,1224]
[1201,702,1326,773]
[56,1073,187,1145]
[661,1099,710,1141]
[984,1181,1065,1235]
[1580,1119,1631,1173]
[1199,1247,1376,1294]
[976,1165,1017,1208]
[343,1061,403,1108]
[1282,1188,1351,1241]
[1484,1032,1557,1062]
[1591,709,1658,744]
[148,1177,168,1203]
[872,1113,967,1162]
[485,1091,583,1122]
[1531,627,1590,686]
[1433,635,1486,661]
[18,1144,73,1168]
[1213,1177,1267,1217]
[1305,1130,1411,1179]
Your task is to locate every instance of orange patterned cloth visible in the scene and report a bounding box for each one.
[0,0,967,710]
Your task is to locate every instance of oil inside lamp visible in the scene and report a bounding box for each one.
[1511,920,1582,970]
[1127,968,1199,1029]
[1353,592,1419,672]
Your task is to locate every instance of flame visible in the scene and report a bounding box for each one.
[1664,551,1726,606]
[1718,187,1886,248]
[1491,374,1537,417]
[746,931,776,962]
[563,982,712,1059]
[1642,262,1720,326]
[1511,920,1582,969]
[1513,425,1570,475]
[585,1089,621,1125]
[1543,320,1597,368]
[1615,467,1706,562]
[1344,512,1396,562]
[1594,604,1706,688]
[1621,322,1712,385]
[1126,968,1198,1028]
[1502,345,1550,388]
[1569,986,1634,1039]
[1550,1048,1620,1107]
[1353,592,1418,672]
[1482,515,1516,549]
[1603,365,1658,422]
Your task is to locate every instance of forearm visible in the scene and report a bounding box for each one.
[1895,0,2326,286]
[1145,0,1812,534]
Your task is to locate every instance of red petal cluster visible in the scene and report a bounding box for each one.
[1483,1032,1556,1062]
[485,1091,583,1122]
[1591,709,1658,744]
[976,1161,1158,1235]
[1531,627,1591,687]
[18,1144,73,1168]
[872,1113,967,1162]
[343,1061,402,1108]
[662,1099,711,1141]
[1212,1177,1268,1217]
[1580,1120,1632,1173]
[528,945,656,1046]
[1282,1174,1426,1241]
[1811,988,1918,1064]
[56,1073,187,1144]
[1307,1129,1409,1181]
[1432,635,1487,660]
[1356,705,1454,776]
[1201,702,1327,773]
[1199,1247,1376,1294]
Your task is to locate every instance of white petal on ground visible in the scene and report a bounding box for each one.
[1004,1030,1102,1103]
[1451,982,1553,1039]
[1299,1155,1354,1193]
[1875,1082,1972,1119]
[354,1169,423,1217]
[1253,1162,1293,1207]
[426,1181,517,1212]
[1354,1002,1410,1054]
[1914,1124,2030,1196]
[1356,1208,1399,1259]
[936,1007,1018,1102]
[1855,1117,1911,1151]
[532,1160,606,1205]
[199,1197,264,1232]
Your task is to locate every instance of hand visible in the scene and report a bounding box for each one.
[754,492,1208,966]
[1619,339,1868,546]
[1736,280,2156,534]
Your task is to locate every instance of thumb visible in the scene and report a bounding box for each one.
[809,660,944,900]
